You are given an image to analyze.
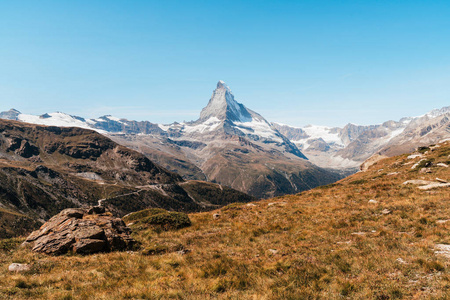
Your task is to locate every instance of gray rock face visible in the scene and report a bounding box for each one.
[23,208,135,255]
[199,80,253,122]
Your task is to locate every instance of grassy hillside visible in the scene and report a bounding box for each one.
[1,141,449,299]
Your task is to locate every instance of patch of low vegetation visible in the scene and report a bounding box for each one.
[220,202,246,211]
[415,158,435,169]
[418,146,431,153]
[124,208,191,231]
[349,179,367,185]
[123,208,167,223]
[0,237,22,252]
[1,141,450,299]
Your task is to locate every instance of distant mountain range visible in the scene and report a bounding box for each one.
[0,119,255,238]
[273,106,450,170]
[1,81,449,198]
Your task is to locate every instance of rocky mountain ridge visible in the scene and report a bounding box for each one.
[0,81,342,198]
[0,119,255,238]
[273,105,450,171]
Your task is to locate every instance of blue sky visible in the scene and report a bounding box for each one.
[0,1,449,127]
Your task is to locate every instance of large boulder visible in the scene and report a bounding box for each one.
[23,208,135,255]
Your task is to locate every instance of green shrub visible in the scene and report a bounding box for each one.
[221,202,245,211]
[143,212,191,230]
[349,179,367,185]
[416,158,434,169]
[142,243,184,255]
[417,146,430,153]
[123,208,167,223]
[0,238,22,252]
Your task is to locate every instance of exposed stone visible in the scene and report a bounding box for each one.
[177,249,191,255]
[418,182,450,190]
[403,180,435,186]
[419,168,432,174]
[60,208,85,219]
[381,209,391,215]
[396,258,407,264]
[8,263,30,273]
[436,220,449,224]
[23,208,135,255]
[435,244,450,258]
[368,199,378,204]
[73,239,107,254]
[212,213,221,220]
[351,232,366,236]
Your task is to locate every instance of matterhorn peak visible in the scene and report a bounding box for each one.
[199,81,252,122]
[216,80,230,90]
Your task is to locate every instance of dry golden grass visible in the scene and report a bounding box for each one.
[1,142,449,299]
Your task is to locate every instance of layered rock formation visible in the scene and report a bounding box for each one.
[23,208,135,255]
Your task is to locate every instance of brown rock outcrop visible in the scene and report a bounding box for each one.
[23,208,135,255]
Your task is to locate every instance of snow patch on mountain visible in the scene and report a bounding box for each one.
[183,117,221,134]
[18,112,106,132]
[234,119,283,142]
[289,125,344,150]
[302,125,344,145]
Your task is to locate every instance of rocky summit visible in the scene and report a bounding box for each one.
[22,208,136,255]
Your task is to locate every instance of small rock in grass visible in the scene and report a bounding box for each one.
[177,249,191,255]
[212,213,221,220]
[419,168,432,174]
[268,249,278,254]
[436,178,448,183]
[396,258,407,264]
[437,163,448,168]
[8,263,30,273]
[368,199,378,204]
[436,220,449,224]
[407,154,423,159]
[351,232,366,236]
[435,244,450,258]
[381,209,391,215]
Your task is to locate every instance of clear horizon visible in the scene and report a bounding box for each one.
[1,1,449,127]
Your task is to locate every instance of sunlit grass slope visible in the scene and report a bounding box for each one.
[1,142,449,299]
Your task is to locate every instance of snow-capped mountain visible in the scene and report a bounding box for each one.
[0,81,341,198]
[272,105,450,171]
[200,80,253,122]
[3,81,446,195]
